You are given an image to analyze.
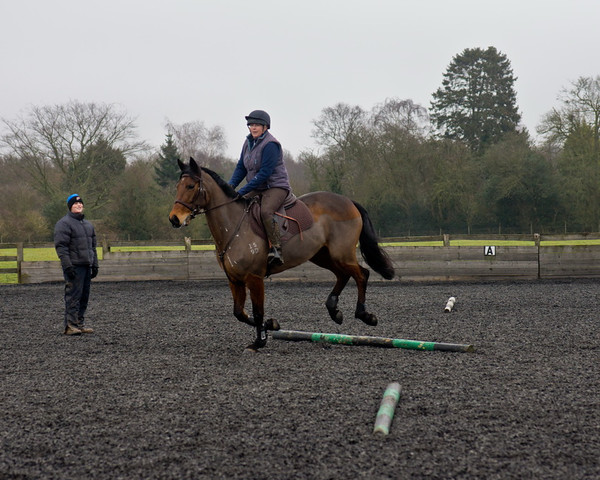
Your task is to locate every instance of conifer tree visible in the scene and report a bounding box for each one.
[430,47,521,154]
[155,134,181,188]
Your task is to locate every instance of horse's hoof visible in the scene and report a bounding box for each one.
[264,318,281,331]
[357,312,378,326]
[244,344,259,353]
[328,309,343,325]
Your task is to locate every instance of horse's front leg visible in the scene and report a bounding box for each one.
[245,275,267,352]
[229,281,255,327]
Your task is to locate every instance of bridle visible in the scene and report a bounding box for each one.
[174,173,238,220]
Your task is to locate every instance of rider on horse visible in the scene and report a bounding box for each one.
[228,109,291,267]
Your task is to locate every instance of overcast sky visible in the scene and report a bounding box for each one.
[2,0,599,159]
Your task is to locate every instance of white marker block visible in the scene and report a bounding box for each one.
[444,296,456,313]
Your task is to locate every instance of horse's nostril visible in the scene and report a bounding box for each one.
[170,215,180,228]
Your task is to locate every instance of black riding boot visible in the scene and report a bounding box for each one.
[265,217,284,266]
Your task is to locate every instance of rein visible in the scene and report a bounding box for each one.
[174,197,239,219]
[217,198,255,267]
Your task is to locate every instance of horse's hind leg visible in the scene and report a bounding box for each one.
[352,266,378,326]
[310,248,350,324]
[325,274,351,325]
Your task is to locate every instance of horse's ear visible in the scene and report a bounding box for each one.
[189,157,200,175]
[177,158,185,171]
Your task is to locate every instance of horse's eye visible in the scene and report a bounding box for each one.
[186,184,195,190]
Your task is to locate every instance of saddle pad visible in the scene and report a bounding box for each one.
[250,199,314,243]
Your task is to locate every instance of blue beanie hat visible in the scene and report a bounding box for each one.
[67,194,83,210]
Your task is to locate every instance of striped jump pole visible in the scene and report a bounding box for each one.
[270,330,475,353]
[373,382,401,436]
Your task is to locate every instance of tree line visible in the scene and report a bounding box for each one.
[1,47,600,242]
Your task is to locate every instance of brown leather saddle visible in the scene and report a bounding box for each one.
[249,192,314,243]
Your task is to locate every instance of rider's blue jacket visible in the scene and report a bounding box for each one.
[228,131,290,196]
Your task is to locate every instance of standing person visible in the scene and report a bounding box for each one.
[228,109,291,266]
[54,194,99,335]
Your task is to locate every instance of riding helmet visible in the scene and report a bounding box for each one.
[245,110,271,128]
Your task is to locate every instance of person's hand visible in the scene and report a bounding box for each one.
[65,266,76,280]
[91,266,99,279]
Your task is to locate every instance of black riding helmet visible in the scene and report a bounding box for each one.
[245,110,271,128]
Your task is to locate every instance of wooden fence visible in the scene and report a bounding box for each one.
[0,242,22,283]
[4,234,600,284]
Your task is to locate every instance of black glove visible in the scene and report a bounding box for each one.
[65,266,76,280]
[91,266,99,279]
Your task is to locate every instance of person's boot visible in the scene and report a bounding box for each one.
[77,317,94,333]
[265,217,284,266]
[64,324,82,335]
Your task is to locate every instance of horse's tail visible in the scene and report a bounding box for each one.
[353,201,395,280]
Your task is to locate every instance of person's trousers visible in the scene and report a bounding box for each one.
[245,188,288,246]
[63,265,91,329]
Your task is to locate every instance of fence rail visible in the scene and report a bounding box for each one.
[0,242,22,283]
[2,234,600,284]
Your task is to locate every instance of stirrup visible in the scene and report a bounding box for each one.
[268,247,283,266]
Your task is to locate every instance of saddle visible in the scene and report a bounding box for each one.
[249,192,314,243]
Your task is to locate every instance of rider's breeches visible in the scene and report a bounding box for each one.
[246,187,288,247]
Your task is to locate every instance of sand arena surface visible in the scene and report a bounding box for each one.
[1,279,599,479]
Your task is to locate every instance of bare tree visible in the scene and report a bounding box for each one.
[165,120,227,163]
[538,76,600,153]
[311,103,367,150]
[0,100,148,199]
[371,98,430,137]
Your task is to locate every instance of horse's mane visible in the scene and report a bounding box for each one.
[200,167,240,199]
[179,161,240,200]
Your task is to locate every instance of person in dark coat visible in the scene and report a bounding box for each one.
[228,109,291,266]
[54,194,99,335]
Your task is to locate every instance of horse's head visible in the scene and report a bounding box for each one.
[169,158,207,228]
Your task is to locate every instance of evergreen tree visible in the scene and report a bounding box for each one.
[155,134,181,188]
[430,47,521,154]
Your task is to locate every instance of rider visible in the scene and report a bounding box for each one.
[228,109,291,266]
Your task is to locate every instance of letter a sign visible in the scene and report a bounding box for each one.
[484,246,496,256]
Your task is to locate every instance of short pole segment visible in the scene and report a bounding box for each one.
[444,296,456,313]
[270,330,474,353]
[373,382,401,435]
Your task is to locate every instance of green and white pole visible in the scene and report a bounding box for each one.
[270,330,475,353]
[373,382,401,435]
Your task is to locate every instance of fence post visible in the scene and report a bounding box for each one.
[184,237,192,281]
[443,234,450,247]
[534,233,541,279]
[16,242,23,284]
[101,235,110,257]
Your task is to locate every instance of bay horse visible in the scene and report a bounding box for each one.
[169,158,395,351]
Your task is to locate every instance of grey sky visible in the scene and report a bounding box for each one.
[2,0,598,159]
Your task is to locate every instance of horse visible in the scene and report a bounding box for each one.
[169,158,395,351]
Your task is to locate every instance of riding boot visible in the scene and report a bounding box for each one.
[265,217,284,266]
